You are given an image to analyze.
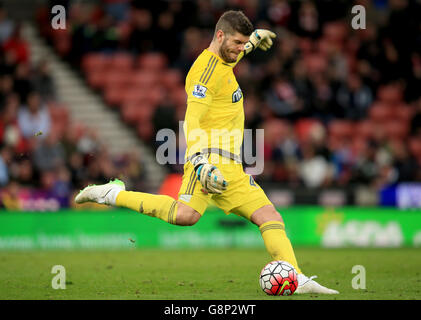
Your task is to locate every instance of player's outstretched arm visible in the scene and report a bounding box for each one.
[244,29,276,55]
[190,153,228,194]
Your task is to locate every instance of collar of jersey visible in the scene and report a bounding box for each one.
[204,49,234,68]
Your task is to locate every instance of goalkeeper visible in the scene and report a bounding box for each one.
[75,10,338,294]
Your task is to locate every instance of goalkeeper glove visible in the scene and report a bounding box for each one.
[244,29,277,55]
[190,153,228,194]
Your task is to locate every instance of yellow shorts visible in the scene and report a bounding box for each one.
[177,153,272,220]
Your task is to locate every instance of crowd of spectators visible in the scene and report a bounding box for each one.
[2,0,421,210]
[0,3,146,210]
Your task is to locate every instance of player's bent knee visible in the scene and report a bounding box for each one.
[250,205,283,226]
[176,202,201,226]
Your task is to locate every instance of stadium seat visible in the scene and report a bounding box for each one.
[369,102,395,123]
[376,84,403,106]
[409,137,421,164]
[52,30,71,57]
[129,71,160,90]
[136,120,154,141]
[121,102,155,125]
[109,53,134,71]
[384,120,409,140]
[82,53,110,74]
[161,69,183,91]
[102,70,131,91]
[355,120,374,140]
[391,104,413,122]
[48,103,70,139]
[170,86,187,109]
[145,87,166,106]
[120,103,139,125]
[137,52,168,71]
[120,88,149,106]
[327,120,353,141]
[86,68,108,89]
[104,85,129,107]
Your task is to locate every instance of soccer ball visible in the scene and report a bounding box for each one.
[259,260,298,296]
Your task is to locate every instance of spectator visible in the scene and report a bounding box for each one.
[264,76,304,120]
[0,93,27,154]
[154,11,180,62]
[127,8,154,54]
[0,74,14,109]
[290,0,321,39]
[32,60,57,102]
[335,73,373,120]
[299,142,333,188]
[33,130,65,171]
[0,180,21,209]
[13,62,33,104]
[17,91,51,139]
[2,24,29,64]
[0,5,14,44]
[0,145,11,186]
[103,0,130,22]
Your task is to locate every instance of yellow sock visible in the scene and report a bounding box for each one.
[115,191,178,224]
[259,221,302,274]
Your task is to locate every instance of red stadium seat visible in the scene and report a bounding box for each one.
[376,84,403,106]
[170,86,187,109]
[53,31,71,57]
[327,120,353,141]
[104,85,129,107]
[86,69,108,89]
[120,88,149,105]
[369,102,395,123]
[137,120,154,141]
[102,70,132,90]
[391,104,413,122]
[145,86,166,106]
[161,69,183,91]
[48,103,70,139]
[121,103,140,125]
[82,53,110,74]
[264,118,292,146]
[409,137,421,164]
[384,120,409,140]
[109,53,134,71]
[137,52,168,71]
[129,71,160,90]
[355,120,375,140]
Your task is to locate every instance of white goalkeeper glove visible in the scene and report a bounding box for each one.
[244,29,277,55]
[190,153,228,194]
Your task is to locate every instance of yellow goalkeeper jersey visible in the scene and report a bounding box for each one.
[184,49,244,161]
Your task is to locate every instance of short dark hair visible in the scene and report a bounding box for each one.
[214,10,253,37]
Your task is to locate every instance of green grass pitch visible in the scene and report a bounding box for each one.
[0,248,420,300]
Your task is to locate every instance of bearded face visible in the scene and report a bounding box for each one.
[218,32,249,63]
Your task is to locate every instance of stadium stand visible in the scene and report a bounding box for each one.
[1,0,421,209]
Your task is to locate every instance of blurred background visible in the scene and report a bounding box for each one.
[0,0,421,250]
